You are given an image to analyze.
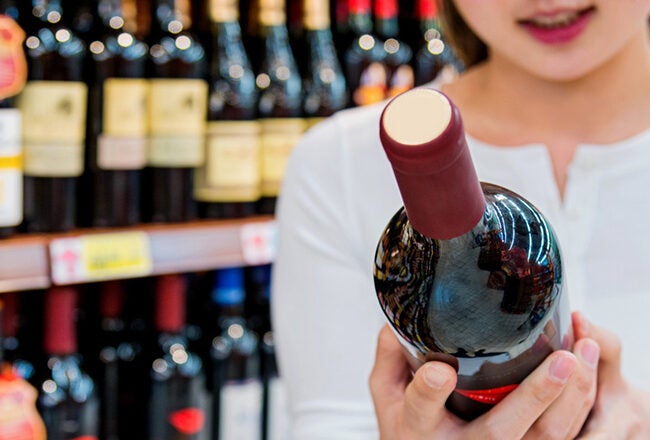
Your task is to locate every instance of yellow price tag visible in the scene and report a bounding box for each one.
[50,232,152,284]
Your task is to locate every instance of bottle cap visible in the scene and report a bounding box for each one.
[374,0,397,19]
[417,0,437,20]
[348,0,371,15]
[155,275,186,333]
[379,88,485,239]
[43,286,78,355]
[100,281,124,319]
[1,293,18,338]
[212,267,246,306]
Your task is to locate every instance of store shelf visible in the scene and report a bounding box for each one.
[0,216,277,293]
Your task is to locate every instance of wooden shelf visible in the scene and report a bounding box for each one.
[0,216,276,293]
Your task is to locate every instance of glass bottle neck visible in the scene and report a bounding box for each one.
[375,16,398,38]
[348,12,372,35]
[153,0,192,32]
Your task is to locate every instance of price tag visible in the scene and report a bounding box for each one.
[50,232,152,284]
[240,221,278,265]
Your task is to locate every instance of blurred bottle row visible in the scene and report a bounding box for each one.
[0,0,460,236]
[0,265,286,440]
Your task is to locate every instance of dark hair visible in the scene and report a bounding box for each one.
[438,0,488,68]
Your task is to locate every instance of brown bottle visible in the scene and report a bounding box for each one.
[255,0,305,215]
[195,0,261,220]
[146,0,207,223]
[0,8,26,237]
[18,0,87,233]
[89,0,148,227]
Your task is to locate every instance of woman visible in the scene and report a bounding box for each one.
[272,0,650,438]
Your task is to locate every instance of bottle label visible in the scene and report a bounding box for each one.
[0,108,22,227]
[148,79,207,167]
[0,370,47,440]
[194,121,261,202]
[18,81,88,177]
[0,16,27,100]
[259,118,306,197]
[220,380,262,440]
[97,136,147,170]
[353,62,387,106]
[455,384,518,405]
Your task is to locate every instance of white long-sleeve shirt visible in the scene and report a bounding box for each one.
[271,99,650,439]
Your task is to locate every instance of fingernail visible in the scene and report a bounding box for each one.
[580,340,599,369]
[423,364,449,389]
[549,355,576,383]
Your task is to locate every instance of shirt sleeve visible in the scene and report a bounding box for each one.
[271,114,385,440]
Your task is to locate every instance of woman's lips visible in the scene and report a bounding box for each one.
[519,7,595,44]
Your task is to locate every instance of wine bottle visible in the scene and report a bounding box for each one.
[244,264,272,336]
[194,0,261,220]
[97,281,148,440]
[210,267,262,440]
[374,0,413,99]
[255,0,305,215]
[38,286,100,439]
[149,274,209,440]
[412,0,459,86]
[0,296,47,440]
[0,8,26,237]
[146,0,207,223]
[18,0,87,233]
[343,0,386,107]
[0,292,37,383]
[89,0,149,227]
[373,88,573,420]
[301,0,348,126]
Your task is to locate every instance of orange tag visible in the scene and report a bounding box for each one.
[0,15,27,100]
[0,368,46,440]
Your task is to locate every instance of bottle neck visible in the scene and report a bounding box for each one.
[153,0,192,33]
[374,0,398,38]
[347,0,372,35]
[212,19,243,48]
[258,0,286,35]
[99,0,139,34]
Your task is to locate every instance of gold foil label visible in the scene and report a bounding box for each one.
[148,79,207,167]
[103,78,148,137]
[259,0,286,25]
[260,118,306,196]
[194,121,261,202]
[209,0,239,22]
[303,0,330,30]
[18,81,87,177]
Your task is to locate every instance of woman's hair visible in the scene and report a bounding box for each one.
[438,0,488,68]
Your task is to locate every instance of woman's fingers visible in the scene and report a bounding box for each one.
[469,350,578,439]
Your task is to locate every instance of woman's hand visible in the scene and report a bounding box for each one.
[574,312,650,439]
[369,322,600,439]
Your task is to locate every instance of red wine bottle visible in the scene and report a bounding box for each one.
[146,0,207,223]
[343,0,386,107]
[97,281,148,440]
[194,0,261,220]
[301,0,348,124]
[149,274,209,440]
[89,0,148,227]
[255,0,305,215]
[38,286,100,439]
[18,0,87,233]
[374,88,573,420]
[210,267,262,440]
[412,0,459,86]
[0,8,26,237]
[373,0,413,99]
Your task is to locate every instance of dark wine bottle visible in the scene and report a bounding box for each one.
[255,0,305,215]
[149,274,209,440]
[0,8,26,237]
[89,0,148,227]
[412,0,459,86]
[374,0,413,99]
[146,0,207,223]
[38,286,100,439]
[210,267,262,440]
[343,0,386,107]
[0,292,37,383]
[373,88,573,420]
[194,0,261,220]
[97,281,148,440]
[244,264,272,336]
[301,0,348,126]
[18,0,87,233]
